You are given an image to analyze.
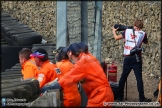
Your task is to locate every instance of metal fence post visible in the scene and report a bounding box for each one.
[81,1,88,44]
[93,1,102,63]
[56,1,68,49]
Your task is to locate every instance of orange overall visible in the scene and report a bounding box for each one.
[21,58,40,80]
[59,53,114,107]
[37,60,57,88]
[86,52,100,64]
[56,59,81,107]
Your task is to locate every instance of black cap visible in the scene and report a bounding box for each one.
[67,43,81,53]
[78,42,88,52]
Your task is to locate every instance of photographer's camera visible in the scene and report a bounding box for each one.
[130,46,143,62]
[114,24,133,31]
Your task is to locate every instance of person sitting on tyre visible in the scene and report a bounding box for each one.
[78,42,100,64]
[30,48,58,88]
[41,46,81,107]
[19,48,40,80]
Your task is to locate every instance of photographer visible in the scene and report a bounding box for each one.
[112,19,151,102]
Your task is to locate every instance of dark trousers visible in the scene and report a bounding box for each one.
[118,55,145,101]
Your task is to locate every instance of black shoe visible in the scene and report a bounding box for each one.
[140,98,152,102]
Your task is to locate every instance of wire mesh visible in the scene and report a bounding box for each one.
[67,1,81,44]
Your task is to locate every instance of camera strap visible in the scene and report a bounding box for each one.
[132,29,137,47]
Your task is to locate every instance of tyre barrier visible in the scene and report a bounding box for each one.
[2,25,29,34]
[1,12,11,17]
[1,78,22,84]
[1,74,23,78]
[6,29,34,39]
[15,63,21,66]
[1,12,59,105]
[1,76,23,81]
[4,69,22,73]
[1,87,30,100]
[2,80,40,94]
[11,66,22,69]
[32,44,56,56]
[1,12,42,46]
[1,85,34,102]
[1,91,15,98]
[1,72,22,75]
[109,81,119,100]
[1,22,24,33]
[1,17,18,21]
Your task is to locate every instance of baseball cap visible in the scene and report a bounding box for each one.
[30,48,48,58]
[67,43,81,53]
[78,42,88,52]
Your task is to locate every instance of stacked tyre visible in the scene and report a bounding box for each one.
[1,12,42,46]
[1,63,41,104]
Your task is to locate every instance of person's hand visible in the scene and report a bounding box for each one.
[45,78,58,86]
[112,27,119,33]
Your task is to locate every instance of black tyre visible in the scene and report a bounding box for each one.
[5,69,22,72]
[1,76,22,80]
[11,32,42,46]
[109,81,119,100]
[1,74,23,78]
[1,91,15,98]
[15,63,21,66]
[1,17,17,21]
[17,85,33,97]
[1,13,11,17]
[32,44,56,47]
[1,78,22,84]
[1,71,22,75]
[1,87,22,98]
[7,30,34,39]
[11,66,22,69]
[1,21,23,26]
[11,31,36,41]
[2,87,30,101]
[4,27,31,36]
[2,25,29,33]
[2,80,40,94]
[1,22,24,31]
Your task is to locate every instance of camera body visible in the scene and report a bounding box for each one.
[130,46,143,62]
[114,24,133,31]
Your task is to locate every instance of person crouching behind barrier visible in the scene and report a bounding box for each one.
[41,46,81,107]
[19,48,40,80]
[30,48,58,89]
[42,43,114,107]
[78,42,100,64]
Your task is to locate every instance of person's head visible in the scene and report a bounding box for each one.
[133,19,143,30]
[67,43,82,63]
[19,48,33,65]
[78,42,88,53]
[54,46,69,62]
[30,48,48,67]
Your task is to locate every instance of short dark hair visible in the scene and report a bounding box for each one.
[34,48,48,62]
[133,19,143,29]
[19,48,32,60]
